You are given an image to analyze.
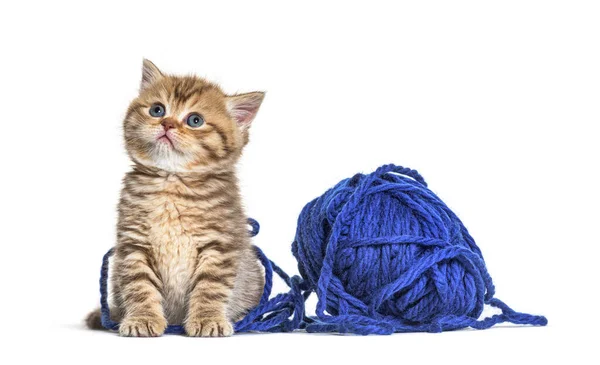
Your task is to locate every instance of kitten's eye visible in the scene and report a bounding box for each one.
[186,113,205,128]
[149,103,166,117]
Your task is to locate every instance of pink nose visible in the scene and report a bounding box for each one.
[161,119,176,131]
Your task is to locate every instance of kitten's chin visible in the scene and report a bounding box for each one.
[151,159,186,173]
[131,150,236,175]
[157,135,175,148]
[129,149,186,173]
[151,154,191,173]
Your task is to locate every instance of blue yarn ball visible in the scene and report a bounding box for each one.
[292,164,545,334]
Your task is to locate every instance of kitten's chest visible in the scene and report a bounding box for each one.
[145,194,197,322]
[146,193,198,269]
[147,196,194,247]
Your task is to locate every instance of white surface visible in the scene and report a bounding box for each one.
[1,1,598,364]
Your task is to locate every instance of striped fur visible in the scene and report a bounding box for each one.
[87,60,265,337]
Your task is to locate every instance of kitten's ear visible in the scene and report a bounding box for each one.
[140,59,164,91]
[226,92,265,129]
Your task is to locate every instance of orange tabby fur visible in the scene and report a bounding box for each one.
[86,60,265,337]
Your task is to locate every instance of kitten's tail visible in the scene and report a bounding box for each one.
[85,308,104,330]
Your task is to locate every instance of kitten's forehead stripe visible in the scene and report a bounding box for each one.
[172,77,204,106]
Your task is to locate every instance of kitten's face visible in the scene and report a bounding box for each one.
[123,60,264,173]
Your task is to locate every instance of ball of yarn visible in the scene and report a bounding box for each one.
[291,164,547,334]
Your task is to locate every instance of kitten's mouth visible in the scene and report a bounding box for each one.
[157,134,174,147]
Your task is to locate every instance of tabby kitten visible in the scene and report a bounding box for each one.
[86,60,265,337]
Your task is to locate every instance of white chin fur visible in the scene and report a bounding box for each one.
[132,143,236,174]
[151,148,190,172]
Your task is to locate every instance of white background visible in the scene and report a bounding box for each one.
[1,1,598,364]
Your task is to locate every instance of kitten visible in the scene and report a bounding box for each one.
[86,60,265,337]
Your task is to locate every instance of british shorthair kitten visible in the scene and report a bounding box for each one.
[86,60,265,337]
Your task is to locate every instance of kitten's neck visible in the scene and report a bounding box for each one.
[131,163,237,182]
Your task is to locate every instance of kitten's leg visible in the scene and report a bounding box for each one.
[185,242,239,337]
[115,244,166,337]
[227,247,265,322]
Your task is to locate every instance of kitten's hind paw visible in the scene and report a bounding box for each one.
[119,316,167,337]
[185,317,233,337]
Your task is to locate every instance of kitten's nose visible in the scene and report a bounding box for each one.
[161,118,176,131]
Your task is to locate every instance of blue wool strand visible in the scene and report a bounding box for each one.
[98,164,547,335]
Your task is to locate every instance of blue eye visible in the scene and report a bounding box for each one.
[149,103,165,117]
[186,113,205,128]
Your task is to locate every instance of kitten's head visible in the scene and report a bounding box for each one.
[123,59,264,173]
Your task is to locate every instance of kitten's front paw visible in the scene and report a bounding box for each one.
[119,316,167,337]
[185,317,233,337]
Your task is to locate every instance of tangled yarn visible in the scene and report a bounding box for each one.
[99,164,547,335]
[289,164,546,334]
